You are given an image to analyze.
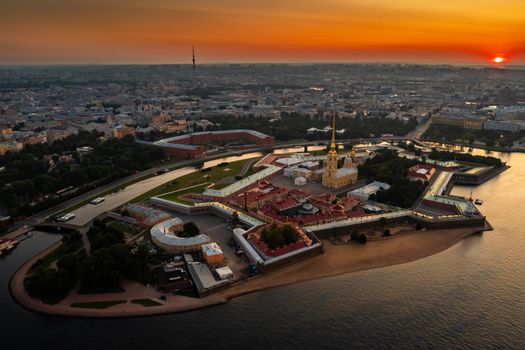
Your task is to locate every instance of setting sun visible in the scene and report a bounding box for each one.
[493,57,505,63]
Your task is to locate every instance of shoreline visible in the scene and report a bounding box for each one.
[420,138,525,154]
[9,225,487,318]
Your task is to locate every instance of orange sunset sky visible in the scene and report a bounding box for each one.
[1,0,524,65]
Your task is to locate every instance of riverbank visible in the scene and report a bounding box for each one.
[1,148,272,237]
[420,138,525,153]
[10,225,486,318]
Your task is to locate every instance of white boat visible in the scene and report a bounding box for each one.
[474,199,483,205]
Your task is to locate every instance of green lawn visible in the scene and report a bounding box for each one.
[131,298,162,307]
[159,183,210,205]
[159,196,196,206]
[28,241,85,275]
[70,300,127,309]
[130,158,252,204]
[212,182,233,190]
[310,149,328,156]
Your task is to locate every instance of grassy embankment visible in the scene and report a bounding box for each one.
[55,153,263,217]
[131,299,162,307]
[69,298,161,309]
[130,158,254,205]
[27,239,85,275]
[71,300,127,309]
[24,233,86,304]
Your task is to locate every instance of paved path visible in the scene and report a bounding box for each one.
[4,149,267,235]
[9,236,222,317]
[215,157,260,185]
[406,118,432,140]
[10,225,485,318]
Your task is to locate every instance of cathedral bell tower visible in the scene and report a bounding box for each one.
[322,114,339,188]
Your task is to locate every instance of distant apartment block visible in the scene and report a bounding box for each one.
[112,125,136,139]
[432,115,464,127]
[483,120,521,133]
[0,142,23,155]
[463,117,485,130]
[432,115,487,131]
[46,128,78,144]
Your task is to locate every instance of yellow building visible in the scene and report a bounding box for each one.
[112,126,136,139]
[201,243,224,265]
[0,142,23,155]
[322,116,358,189]
[46,129,73,144]
[432,116,464,127]
[463,118,485,130]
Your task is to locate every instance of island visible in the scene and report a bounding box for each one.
[9,125,504,318]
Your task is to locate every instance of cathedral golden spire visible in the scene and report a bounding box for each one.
[330,112,337,152]
[323,111,358,189]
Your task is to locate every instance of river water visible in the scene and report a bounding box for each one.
[67,152,264,226]
[1,148,524,349]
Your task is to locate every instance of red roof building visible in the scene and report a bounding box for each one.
[247,224,312,257]
[228,184,288,210]
[407,164,436,182]
[155,130,274,158]
[274,198,301,211]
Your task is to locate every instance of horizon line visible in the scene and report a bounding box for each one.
[0,61,522,68]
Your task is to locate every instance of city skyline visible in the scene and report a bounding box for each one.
[1,0,524,65]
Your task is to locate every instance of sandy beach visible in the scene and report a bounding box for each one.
[10,226,484,318]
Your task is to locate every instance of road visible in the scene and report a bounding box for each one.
[66,152,263,227]
[405,118,431,140]
[4,149,264,237]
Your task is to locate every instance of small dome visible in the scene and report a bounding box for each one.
[258,180,270,188]
[294,176,307,186]
[332,204,345,211]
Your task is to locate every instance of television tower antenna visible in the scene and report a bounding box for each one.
[192,46,196,71]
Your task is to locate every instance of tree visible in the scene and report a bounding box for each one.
[57,254,81,277]
[231,211,240,226]
[25,268,74,303]
[282,225,298,245]
[182,222,200,237]
[260,224,298,249]
[65,169,89,187]
[0,129,170,222]
[358,233,368,244]
[62,230,82,245]
[261,229,285,249]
